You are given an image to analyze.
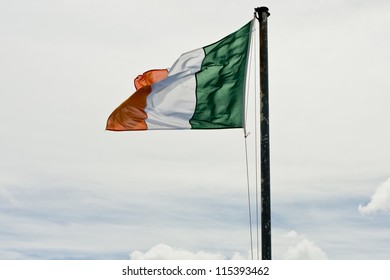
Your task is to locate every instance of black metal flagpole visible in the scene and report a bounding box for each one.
[255,6,271,260]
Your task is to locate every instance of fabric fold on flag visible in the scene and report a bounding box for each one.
[106,21,253,131]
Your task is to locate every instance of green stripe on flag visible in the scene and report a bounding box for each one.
[190,21,252,129]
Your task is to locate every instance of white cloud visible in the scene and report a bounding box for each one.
[130,244,225,260]
[130,238,328,261]
[130,244,247,260]
[283,239,328,260]
[359,177,390,215]
[282,231,327,260]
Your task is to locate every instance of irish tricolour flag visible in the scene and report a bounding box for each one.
[106,21,252,131]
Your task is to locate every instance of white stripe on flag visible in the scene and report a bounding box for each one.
[145,48,205,129]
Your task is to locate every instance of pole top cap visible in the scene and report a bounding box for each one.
[255,6,270,17]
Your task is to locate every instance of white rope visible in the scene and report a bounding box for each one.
[243,130,254,260]
[242,19,258,260]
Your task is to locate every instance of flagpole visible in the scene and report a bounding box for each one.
[255,6,271,260]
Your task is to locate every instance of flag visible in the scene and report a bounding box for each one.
[106,21,252,131]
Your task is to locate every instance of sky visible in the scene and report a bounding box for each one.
[1,0,390,260]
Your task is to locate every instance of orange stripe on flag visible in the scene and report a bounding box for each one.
[106,69,168,131]
[134,69,168,90]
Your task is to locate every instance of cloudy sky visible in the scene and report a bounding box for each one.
[1,0,390,260]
